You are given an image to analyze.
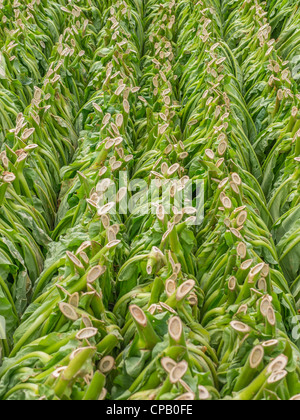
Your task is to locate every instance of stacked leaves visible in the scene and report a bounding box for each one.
[0,0,299,401]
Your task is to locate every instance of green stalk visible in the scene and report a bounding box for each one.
[82,371,106,400]
[3,383,39,400]
[96,334,120,356]
[130,306,160,350]
[0,352,52,379]
[156,376,172,400]
[10,299,58,357]
[233,367,271,400]
[54,347,96,399]
[0,274,18,317]
[233,346,265,392]
[33,258,66,300]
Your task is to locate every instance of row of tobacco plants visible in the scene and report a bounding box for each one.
[0,0,300,400]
